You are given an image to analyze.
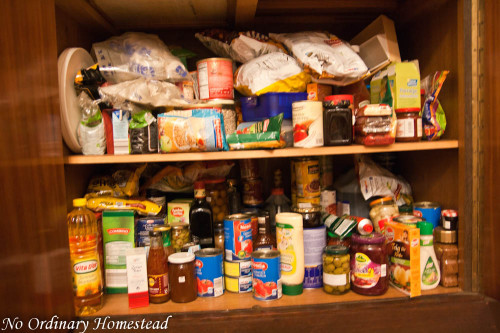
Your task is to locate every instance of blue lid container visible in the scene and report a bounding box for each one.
[241,92,308,122]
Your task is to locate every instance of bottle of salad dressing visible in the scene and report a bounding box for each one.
[417,221,441,290]
[276,212,304,295]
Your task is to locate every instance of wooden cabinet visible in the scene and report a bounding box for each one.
[1,0,499,331]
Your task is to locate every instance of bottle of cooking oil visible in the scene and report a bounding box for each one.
[67,198,103,315]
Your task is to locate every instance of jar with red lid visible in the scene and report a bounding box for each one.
[395,108,422,142]
[323,95,353,146]
[350,233,389,296]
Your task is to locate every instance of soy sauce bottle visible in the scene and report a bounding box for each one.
[189,181,214,248]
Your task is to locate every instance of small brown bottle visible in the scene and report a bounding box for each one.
[253,214,276,250]
[147,231,170,303]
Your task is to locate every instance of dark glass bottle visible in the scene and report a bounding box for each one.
[253,215,276,250]
[189,181,214,248]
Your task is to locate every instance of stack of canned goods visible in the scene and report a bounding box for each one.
[291,157,321,206]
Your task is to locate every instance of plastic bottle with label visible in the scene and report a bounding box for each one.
[418,221,441,290]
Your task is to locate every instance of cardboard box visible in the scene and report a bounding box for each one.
[102,210,135,293]
[307,83,332,101]
[126,247,149,308]
[388,62,421,109]
[167,199,193,224]
[385,221,421,297]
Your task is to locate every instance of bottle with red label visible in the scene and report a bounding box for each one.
[147,230,170,303]
[190,181,214,248]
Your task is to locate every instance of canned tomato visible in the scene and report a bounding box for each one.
[393,215,423,227]
[224,214,253,261]
[197,58,234,100]
[224,259,252,277]
[195,248,224,297]
[240,207,260,239]
[413,202,441,228]
[295,157,321,198]
[224,275,252,293]
[292,100,324,148]
[242,177,264,206]
[240,159,259,179]
[252,249,282,300]
[303,226,326,289]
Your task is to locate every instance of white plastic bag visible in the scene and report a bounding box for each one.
[92,32,188,84]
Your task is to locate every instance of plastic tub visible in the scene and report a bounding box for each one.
[241,92,307,121]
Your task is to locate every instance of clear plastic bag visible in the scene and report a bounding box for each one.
[77,92,106,155]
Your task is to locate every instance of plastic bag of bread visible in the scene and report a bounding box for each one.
[92,32,188,84]
[195,29,286,63]
[269,32,368,85]
[234,53,310,96]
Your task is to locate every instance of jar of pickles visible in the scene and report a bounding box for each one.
[205,178,229,226]
[171,222,191,252]
[369,196,399,233]
[327,230,352,248]
[323,245,350,295]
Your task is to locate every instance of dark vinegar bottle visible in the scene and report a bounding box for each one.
[189,181,214,248]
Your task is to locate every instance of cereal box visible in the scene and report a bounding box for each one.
[384,220,421,297]
[167,199,193,224]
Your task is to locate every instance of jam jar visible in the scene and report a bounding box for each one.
[395,108,422,142]
[323,245,350,295]
[350,233,389,296]
[168,252,197,303]
[293,205,322,228]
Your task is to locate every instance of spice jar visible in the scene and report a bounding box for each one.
[171,222,191,252]
[293,205,322,228]
[168,252,197,303]
[327,230,352,248]
[350,233,389,296]
[323,245,350,295]
[395,108,422,142]
[323,95,353,146]
[205,178,229,225]
[214,227,225,251]
[369,196,399,233]
[433,227,459,287]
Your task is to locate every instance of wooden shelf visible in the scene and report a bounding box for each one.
[64,140,459,165]
[85,286,461,317]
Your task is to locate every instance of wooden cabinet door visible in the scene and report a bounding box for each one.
[0,0,73,319]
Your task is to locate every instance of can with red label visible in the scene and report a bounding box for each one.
[252,249,282,301]
[195,248,224,297]
[197,58,234,100]
[224,214,253,261]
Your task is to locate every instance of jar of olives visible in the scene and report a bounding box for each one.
[171,222,191,252]
[323,245,350,295]
[205,178,229,226]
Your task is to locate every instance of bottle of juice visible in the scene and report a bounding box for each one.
[67,198,103,315]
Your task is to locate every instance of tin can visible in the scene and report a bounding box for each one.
[393,215,423,227]
[196,58,234,100]
[292,100,324,148]
[195,248,224,297]
[413,202,441,228]
[242,177,264,206]
[135,216,166,247]
[240,159,260,179]
[320,190,337,215]
[297,196,321,206]
[224,214,253,261]
[252,249,282,300]
[295,157,321,198]
[224,275,252,293]
[240,207,262,239]
[224,259,252,277]
[441,209,458,230]
[303,226,326,289]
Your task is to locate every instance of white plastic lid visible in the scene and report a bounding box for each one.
[168,252,195,264]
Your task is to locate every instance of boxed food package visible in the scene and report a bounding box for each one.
[167,199,194,224]
[125,248,148,308]
[384,220,421,297]
[102,210,135,293]
[388,62,421,110]
[307,83,333,101]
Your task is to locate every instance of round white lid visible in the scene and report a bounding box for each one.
[168,252,195,264]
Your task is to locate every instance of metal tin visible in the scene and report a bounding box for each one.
[294,157,321,198]
[134,216,166,247]
[292,100,324,148]
[224,214,253,261]
[196,58,234,100]
[242,177,264,206]
[252,249,282,300]
[441,209,458,231]
[393,215,423,227]
[239,208,260,239]
[224,275,252,293]
[303,226,326,289]
[413,202,441,228]
[195,248,224,297]
[224,259,252,277]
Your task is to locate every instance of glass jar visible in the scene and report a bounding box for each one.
[292,205,322,228]
[395,108,422,142]
[171,222,191,253]
[242,177,264,206]
[323,245,350,295]
[153,225,175,259]
[168,252,197,303]
[350,233,389,296]
[205,178,229,225]
[434,227,459,287]
[369,196,399,233]
[323,95,353,146]
[214,227,225,251]
[327,231,352,248]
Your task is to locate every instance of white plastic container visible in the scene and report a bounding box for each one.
[276,212,304,295]
[418,221,441,290]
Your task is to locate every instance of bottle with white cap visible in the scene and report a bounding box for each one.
[275,212,304,295]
